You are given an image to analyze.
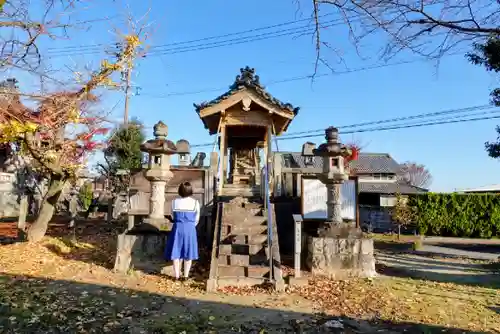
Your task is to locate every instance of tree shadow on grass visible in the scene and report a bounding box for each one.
[43,218,126,269]
[376,260,500,290]
[488,305,500,314]
[375,239,500,289]
[374,240,414,254]
[0,214,80,245]
[0,272,489,333]
[425,242,500,255]
[43,219,212,286]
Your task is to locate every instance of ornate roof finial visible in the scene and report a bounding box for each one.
[230,66,263,90]
[313,126,350,157]
[153,121,168,139]
[325,126,339,143]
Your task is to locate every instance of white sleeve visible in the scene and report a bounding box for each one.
[195,199,200,225]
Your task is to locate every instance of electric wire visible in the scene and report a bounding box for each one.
[189,106,500,148]
[280,104,494,138]
[45,12,342,54]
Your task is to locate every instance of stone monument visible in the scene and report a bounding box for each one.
[112,169,130,221]
[140,121,177,231]
[304,127,376,278]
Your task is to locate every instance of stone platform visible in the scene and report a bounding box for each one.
[306,236,376,279]
[114,227,174,276]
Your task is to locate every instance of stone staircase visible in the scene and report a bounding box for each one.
[207,197,284,292]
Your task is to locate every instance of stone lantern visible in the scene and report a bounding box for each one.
[140,121,177,229]
[176,139,191,166]
[309,127,355,236]
[303,126,375,279]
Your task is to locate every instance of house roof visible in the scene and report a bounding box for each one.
[278,152,402,174]
[458,184,500,193]
[359,182,427,195]
[193,66,300,116]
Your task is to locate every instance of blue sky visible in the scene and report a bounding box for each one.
[17,0,500,192]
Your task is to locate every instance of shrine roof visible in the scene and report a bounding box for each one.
[193,66,300,116]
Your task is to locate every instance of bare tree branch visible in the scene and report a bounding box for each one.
[309,0,499,63]
[398,161,432,189]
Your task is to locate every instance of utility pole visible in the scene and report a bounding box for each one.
[123,65,131,125]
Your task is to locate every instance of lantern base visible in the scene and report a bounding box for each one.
[139,217,173,232]
[306,234,376,279]
[317,221,362,238]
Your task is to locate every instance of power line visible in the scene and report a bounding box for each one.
[45,1,444,55]
[280,104,493,138]
[45,2,443,57]
[46,13,340,54]
[46,17,349,59]
[346,113,500,135]
[189,107,500,148]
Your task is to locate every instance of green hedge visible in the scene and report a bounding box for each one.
[409,193,500,238]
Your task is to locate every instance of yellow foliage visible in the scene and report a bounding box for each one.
[100,60,121,71]
[125,34,141,48]
[25,122,38,132]
[68,107,80,123]
[0,120,39,143]
[45,150,57,161]
[66,164,81,170]
[99,77,120,89]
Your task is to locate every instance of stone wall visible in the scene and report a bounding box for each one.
[306,236,376,279]
[0,172,19,217]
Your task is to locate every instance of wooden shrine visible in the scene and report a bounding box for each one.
[194,66,299,195]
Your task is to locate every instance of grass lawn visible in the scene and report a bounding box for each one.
[0,220,498,333]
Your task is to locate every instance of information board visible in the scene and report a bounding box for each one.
[301,178,356,220]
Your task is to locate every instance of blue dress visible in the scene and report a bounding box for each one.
[164,197,199,261]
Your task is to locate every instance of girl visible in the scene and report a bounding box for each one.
[164,181,200,280]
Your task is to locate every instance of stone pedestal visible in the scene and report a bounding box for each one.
[114,230,174,276]
[306,235,376,279]
[149,180,167,219]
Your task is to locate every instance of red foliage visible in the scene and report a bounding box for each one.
[350,147,359,160]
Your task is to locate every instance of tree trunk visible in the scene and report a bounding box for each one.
[17,195,28,240]
[107,196,113,223]
[398,224,401,240]
[27,178,66,243]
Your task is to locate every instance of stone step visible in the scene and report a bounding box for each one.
[217,265,270,278]
[221,234,268,245]
[223,184,259,189]
[221,224,268,237]
[225,209,263,218]
[217,254,268,266]
[224,215,266,226]
[220,190,260,197]
[219,243,267,256]
[216,277,268,289]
